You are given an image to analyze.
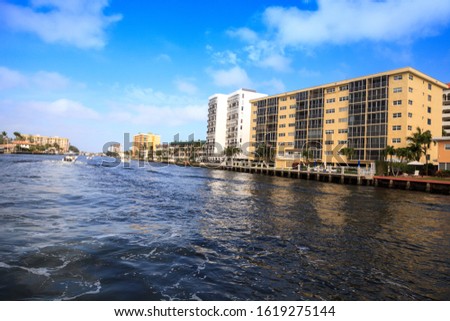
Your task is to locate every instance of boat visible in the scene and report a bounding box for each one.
[87,155,120,167]
[62,155,77,162]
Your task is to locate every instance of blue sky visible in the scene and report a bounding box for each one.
[0,0,449,152]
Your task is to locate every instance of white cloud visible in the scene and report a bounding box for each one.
[156,54,172,63]
[211,50,239,65]
[262,0,450,48]
[115,85,207,127]
[0,0,122,49]
[259,78,285,94]
[30,99,100,119]
[32,71,71,90]
[0,66,27,90]
[0,66,75,91]
[108,104,206,127]
[298,67,321,78]
[227,27,259,43]
[174,78,198,95]
[208,66,252,88]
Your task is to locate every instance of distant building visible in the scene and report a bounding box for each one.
[249,67,447,168]
[206,89,267,160]
[21,134,70,153]
[108,143,121,154]
[132,132,161,159]
[443,84,450,136]
[434,137,450,171]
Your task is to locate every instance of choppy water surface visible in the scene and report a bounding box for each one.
[0,154,449,300]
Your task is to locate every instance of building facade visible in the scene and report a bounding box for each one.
[207,89,267,160]
[21,134,70,153]
[132,132,161,159]
[443,84,450,136]
[206,94,228,158]
[250,67,447,168]
[433,138,450,170]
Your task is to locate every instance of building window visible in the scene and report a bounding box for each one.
[409,87,413,93]
[427,119,431,125]
[325,151,333,156]
[339,107,348,112]
[409,74,413,80]
[445,144,450,150]
[326,119,335,124]
[408,112,413,118]
[289,123,295,127]
[325,130,334,134]
[428,95,432,102]
[290,105,297,109]
[289,114,296,118]
[408,125,412,130]
[280,106,287,110]
[280,97,287,101]
[339,96,349,101]
[339,118,348,123]
[326,98,336,103]
[392,125,402,131]
[279,124,286,128]
[278,133,286,137]
[428,83,432,90]
[393,113,402,118]
[326,88,336,93]
[325,140,334,145]
[288,132,295,137]
[392,138,401,143]
[338,129,348,134]
[408,100,413,105]
[393,100,402,105]
[394,75,403,80]
[393,87,402,93]
[427,107,431,113]
[340,85,349,91]
[280,115,286,119]
[326,108,335,114]
[338,140,348,145]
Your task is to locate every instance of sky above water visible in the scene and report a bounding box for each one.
[0,0,449,152]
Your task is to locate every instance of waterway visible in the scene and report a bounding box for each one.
[0,154,449,300]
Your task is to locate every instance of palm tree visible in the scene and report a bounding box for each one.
[407,127,434,175]
[1,131,7,144]
[339,147,355,163]
[13,131,23,141]
[384,145,395,175]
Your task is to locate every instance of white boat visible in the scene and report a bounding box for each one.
[87,156,119,167]
[62,155,77,162]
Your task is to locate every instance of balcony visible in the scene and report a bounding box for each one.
[443,121,450,128]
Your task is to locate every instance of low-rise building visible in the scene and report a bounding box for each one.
[132,132,161,159]
[433,137,450,171]
[20,134,70,153]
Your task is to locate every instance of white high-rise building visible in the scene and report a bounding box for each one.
[206,94,228,159]
[443,84,450,136]
[206,89,267,160]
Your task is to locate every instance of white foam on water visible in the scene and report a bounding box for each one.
[60,281,102,301]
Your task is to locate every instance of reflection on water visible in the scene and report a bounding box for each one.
[0,154,449,300]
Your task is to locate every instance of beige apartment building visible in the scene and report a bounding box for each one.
[21,134,70,153]
[132,132,161,159]
[250,67,447,168]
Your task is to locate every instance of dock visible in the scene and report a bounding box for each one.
[212,162,450,195]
